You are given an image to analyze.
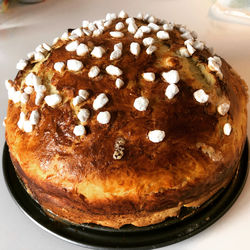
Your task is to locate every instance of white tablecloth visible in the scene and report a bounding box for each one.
[0,0,249,249]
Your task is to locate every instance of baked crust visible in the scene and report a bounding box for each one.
[5,13,248,228]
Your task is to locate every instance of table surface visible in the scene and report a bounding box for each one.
[0,0,249,249]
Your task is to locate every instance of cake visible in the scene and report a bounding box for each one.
[4,11,248,229]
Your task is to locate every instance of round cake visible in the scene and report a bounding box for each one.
[4,11,248,228]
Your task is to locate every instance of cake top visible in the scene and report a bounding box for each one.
[5,11,231,145]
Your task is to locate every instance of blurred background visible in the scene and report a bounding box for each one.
[0,1,249,250]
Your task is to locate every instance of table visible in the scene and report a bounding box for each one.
[0,0,249,249]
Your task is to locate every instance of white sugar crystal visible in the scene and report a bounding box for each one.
[93,93,109,110]
[77,108,90,122]
[71,28,83,37]
[106,13,117,21]
[184,38,194,45]
[115,78,124,89]
[5,80,12,90]
[139,26,151,33]
[114,42,123,51]
[148,15,157,23]
[148,130,165,143]
[2,117,6,127]
[61,32,69,40]
[193,89,209,103]
[35,44,46,53]
[69,34,78,40]
[29,110,40,125]
[88,22,96,31]
[27,51,35,59]
[217,103,230,116]
[35,92,44,106]
[16,59,28,70]
[35,85,45,97]
[134,29,144,39]
[191,31,198,39]
[110,31,124,38]
[20,93,29,104]
[79,89,89,100]
[163,23,174,31]
[179,47,190,57]
[94,20,104,30]
[45,94,62,107]
[125,17,135,24]
[143,37,154,46]
[82,20,89,28]
[34,52,45,61]
[12,90,21,103]
[34,84,46,93]
[7,87,15,101]
[67,59,83,71]
[77,43,89,56]
[17,112,25,130]
[148,23,160,31]
[137,12,143,19]
[25,73,41,86]
[179,26,186,33]
[133,96,149,111]
[97,111,111,124]
[165,84,179,99]
[24,86,33,94]
[143,13,150,21]
[82,29,92,36]
[146,45,157,55]
[91,46,105,58]
[142,72,155,82]
[186,43,196,55]
[181,31,193,40]
[73,96,84,106]
[128,22,138,34]
[73,125,86,136]
[106,65,123,76]
[65,40,79,51]
[193,41,204,50]
[130,42,140,56]
[93,29,103,37]
[88,66,100,78]
[157,31,169,40]
[118,10,128,18]
[162,70,180,84]
[54,62,65,73]
[208,56,223,79]
[42,43,51,51]
[23,120,33,133]
[115,22,125,30]
[110,49,122,60]
[208,56,222,72]
[177,25,187,33]
[104,20,112,27]
[223,123,232,136]
[52,37,59,45]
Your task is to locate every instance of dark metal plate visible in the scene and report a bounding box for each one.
[2,141,249,249]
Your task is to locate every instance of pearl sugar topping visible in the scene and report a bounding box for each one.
[10,11,233,146]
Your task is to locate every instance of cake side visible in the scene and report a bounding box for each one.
[10,152,240,228]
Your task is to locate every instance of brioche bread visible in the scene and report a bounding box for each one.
[5,11,248,228]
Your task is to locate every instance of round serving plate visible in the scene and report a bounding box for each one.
[2,140,249,249]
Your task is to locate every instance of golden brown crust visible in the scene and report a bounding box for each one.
[5,14,248,228]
